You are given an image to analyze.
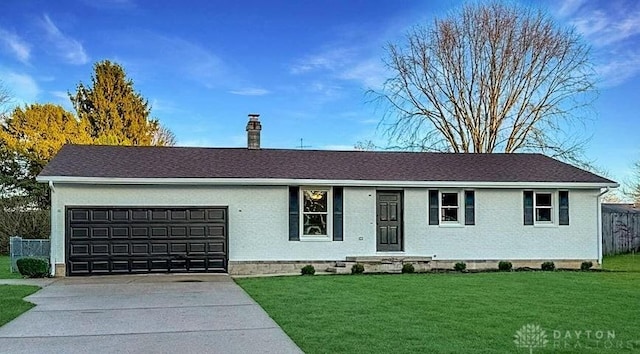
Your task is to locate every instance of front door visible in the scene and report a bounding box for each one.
[376,191,403,252]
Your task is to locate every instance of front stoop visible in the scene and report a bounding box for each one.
[326,256,432,274]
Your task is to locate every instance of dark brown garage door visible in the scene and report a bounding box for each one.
[66,207,228,276]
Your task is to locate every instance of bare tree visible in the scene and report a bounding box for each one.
[151,124,177,146]
[631,161,640,206]
[0,81,12,121]
[375,2,595,164]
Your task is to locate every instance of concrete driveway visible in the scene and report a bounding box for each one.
[0,274,303,354]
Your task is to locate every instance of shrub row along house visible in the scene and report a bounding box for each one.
[37,114,618,276]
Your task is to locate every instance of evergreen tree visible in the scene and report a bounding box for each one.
[70,60,160,145]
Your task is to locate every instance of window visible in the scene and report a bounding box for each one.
[524,191,564,226]
[301,188,331,237]
[441,192,459,222]
[534,192,553,223]
[429,190,474,226]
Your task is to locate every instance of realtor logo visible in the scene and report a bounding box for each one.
[514,324,549,353]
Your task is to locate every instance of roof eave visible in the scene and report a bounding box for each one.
[36,176,620,189]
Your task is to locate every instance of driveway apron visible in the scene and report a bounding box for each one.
[0,274,303,354]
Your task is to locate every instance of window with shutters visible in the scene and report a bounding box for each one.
[524,191,568,226]
[429,189,475,226]
[300,188,332,239]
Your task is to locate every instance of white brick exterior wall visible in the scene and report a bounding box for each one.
[49,184,601,273]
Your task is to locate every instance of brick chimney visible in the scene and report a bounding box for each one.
[246,114,262,149]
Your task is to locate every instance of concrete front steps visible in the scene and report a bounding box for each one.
[326,256,432,274]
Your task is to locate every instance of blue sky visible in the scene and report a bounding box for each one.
[0,0,639,189]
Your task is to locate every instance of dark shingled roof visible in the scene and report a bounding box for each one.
[38,144,616,184]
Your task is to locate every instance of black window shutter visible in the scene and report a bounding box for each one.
[559,191,569,225]
[523,191,534,225]
[429,190,439,225]
[464,190,475,225]
[289,186,300,241]
[333,187,343,241]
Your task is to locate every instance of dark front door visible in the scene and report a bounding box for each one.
[66,206,228,276]
[376,191,403,252]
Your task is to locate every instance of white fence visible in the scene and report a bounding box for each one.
[9,236,50,273]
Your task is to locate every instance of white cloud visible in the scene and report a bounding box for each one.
[0,28,30,64]
[556,0,589,17]
[49,90,73,109]
[290,48,355,74]
[291,46,386,90]
[338,59,387,89]
[229,88,270,96]
[142,35,230,89]
[553,0,640,87]
[40,14,89,65]
[595,52,640,87]
[2,71,40,104]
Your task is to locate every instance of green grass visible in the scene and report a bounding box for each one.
[237,272,640,353]
[0,285,39,327]
[603,253,640,272]
[0,256,22,279]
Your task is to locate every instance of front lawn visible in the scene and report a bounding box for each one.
[0,256,22,279]
[0,285,39,327]
[237,272,640,353]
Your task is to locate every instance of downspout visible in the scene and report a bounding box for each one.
[596,187,610,266]
[48,181,55,276]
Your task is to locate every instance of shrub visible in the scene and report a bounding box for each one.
[541,261,555,271]
[351,263,365,274]
[453,262,466,272]
[16,258,50,278]
[498,261,513,271]
[301,264,315,275]
[580,261,593,271]
[401,263,415,274]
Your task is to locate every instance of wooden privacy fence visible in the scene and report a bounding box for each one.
[602,204,640,256]
[9,236,50,273]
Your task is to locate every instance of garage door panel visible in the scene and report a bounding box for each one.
[171,210,187,220]
[112,210,129,221]
[112,261,130,272]
[112,227,129,238]
[170,226,187,237]
[151,227,169,237]
[91,244,109,255]
[91,228,109,238]
[171,243,187,253]
[131,210,149,221]
[70,228,89,239]
[207,225,225,237]
[151,243,169,255]
[189,243,206,254]
[131,243,149,255]
[111,243,130,255]
[68,261,90,274]
[92,261,110,273]
[70,244,90,256]
[67,207,228,276]
[208,209,225,221]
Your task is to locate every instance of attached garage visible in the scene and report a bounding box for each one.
[66,206,228,276]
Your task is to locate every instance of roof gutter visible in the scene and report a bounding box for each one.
[35,176,619,189]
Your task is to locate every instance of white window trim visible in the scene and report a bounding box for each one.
[300,187,333,240]
[439,190,462,226]
[533,191,555,226]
